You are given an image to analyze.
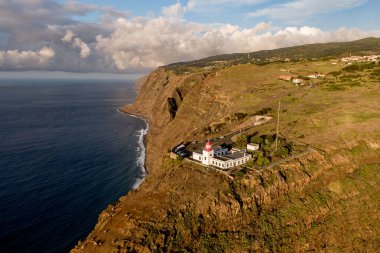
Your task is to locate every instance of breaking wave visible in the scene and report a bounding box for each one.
[117,109,149,189]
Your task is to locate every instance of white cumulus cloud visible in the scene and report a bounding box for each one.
[62,30,75,43]
[73,38,91,58]
[62,30,91,58]
[162,2,194,17]
[93,15,380,72]
[0,47,55,68]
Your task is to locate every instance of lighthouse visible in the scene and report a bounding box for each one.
[202,140,214,165]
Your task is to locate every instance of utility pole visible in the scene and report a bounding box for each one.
[275,100,281,151]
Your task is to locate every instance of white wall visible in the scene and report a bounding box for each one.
[192,152,202,161]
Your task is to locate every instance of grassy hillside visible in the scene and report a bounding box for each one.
[72,41,380,253]
[166,37,380,70]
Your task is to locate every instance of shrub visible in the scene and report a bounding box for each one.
[245,158,255,167]
[234,112,248,120]
[266,135,275,143]
[275,146,289,158]
[342,64,360,72]
[256,156,271,166]
[254,107,273,115]
[235,134,248,149]
[250,135,263,144]
[328,71,342,77]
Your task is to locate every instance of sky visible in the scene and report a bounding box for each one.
[0,0,379,73]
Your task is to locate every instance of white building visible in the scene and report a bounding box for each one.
[192,140,251,170]
[247,143,260,152]
[292,78,303,85]
[308,73,325,79]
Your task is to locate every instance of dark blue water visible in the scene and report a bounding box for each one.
[0,74,147,253]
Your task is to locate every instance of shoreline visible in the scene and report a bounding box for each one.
[117,108,149,190]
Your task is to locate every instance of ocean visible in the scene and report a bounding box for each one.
[0,73,147,253]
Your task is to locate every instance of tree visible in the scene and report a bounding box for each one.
[254,151,270,166]
[245,158,254,167]
[266,134,275,143]
[235,134,248,149]
[250,135,262,144]
[275,146,289,158]
[256,155,270,166]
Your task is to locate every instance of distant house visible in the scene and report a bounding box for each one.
[307,73,325,79]
[292,78,304,85]
[341,55,380,63]
[278,75,293,81]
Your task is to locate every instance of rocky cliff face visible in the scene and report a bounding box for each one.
[72,61,380,253]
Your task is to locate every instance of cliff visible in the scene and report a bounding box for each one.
[72,48,380,252]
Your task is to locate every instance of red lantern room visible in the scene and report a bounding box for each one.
[204,140,213,152]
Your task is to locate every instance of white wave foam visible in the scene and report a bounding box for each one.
[117,109,149,190]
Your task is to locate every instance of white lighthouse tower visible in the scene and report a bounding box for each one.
[202,140,214,165]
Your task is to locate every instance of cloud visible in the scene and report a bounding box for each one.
[248,0,367,21]
[189,0,266,8]
[0,47,55,68]
[0,51,4,65]
[95,16,380,72]
[63,1,129,20]
[62,30,75,43]
[63,1,98,16]
[162,2,193,17]
[38,46,55,59]
[0,0,378,73]
[73,38,91,58]
[62,30,91,58]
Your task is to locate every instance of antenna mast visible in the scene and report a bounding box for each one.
[275,100,281,151]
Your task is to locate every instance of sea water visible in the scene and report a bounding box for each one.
[0,73,147,253]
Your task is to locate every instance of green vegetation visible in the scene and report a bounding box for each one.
[253,151,271,166]
[166,37,380,70]
[342,62,377,72]
[250,135,263,144]
[328,71,342,77]
[234,134,248,149]
[245,133,299,167]
[253,107,273,115]
[232,112,248,121]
